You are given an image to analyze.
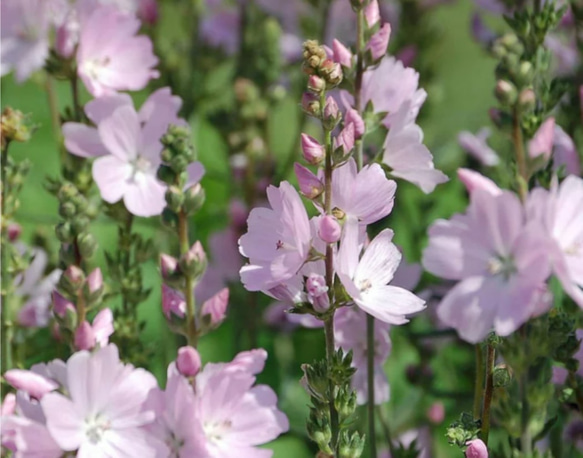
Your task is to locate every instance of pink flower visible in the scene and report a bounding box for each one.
[201,287,229,328]
[295,163,324,199]
[528,117,555,161]
[466,438,489,458]
[423,189,552,343]
[3,370,59,400]
[1,415,62,458]
[336,229,426,324]
[0,0,50,82]
[63,88,186,217]
[41,344,164,455]
[176,346,202,377]
[345,108,365,138]
[333,39,353,67]
[334,307,391,404]
[457,168,502,196]
[382,102,448,193]
[239,181,312,291]
[74,308,114,350]
[458,128,500,166]
[318,215,342,243]
[300,133,325,165]
[76,4,158,96]
[526,176,583,307]
[329,158,397,225]
[366,23,391,60]
[553,125,581,175]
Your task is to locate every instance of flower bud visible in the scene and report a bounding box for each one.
[162,285,186,319]
[319,59,343,87]
[183,183,206,215]
[4,369,58,400]
[307,75,326,94]
[300,134,325,165]
[161,208,179,229]
[176,346,202,377]
[1,393,16,416]
[333,39,353,67]
[201,288,229,329]
[466,439,488,458]
[1,107,33,147]
[77,232,98,259]
[179,241,207,279]
[161,254,179,278]
[323,96,341,131]
[165,185,184,212]
[366,23,391,61]
[138,0,158,25]
[295,163,324,199]
[74,321,96,350]
[516,60,534,86]
[157,164,177,184]
[318,215,341,243]
[345,109,365,139]
[518,88,536,112]
[494,80,517,107]
[301,92,321,117]
[55,15,79,58]
[86,268,103,294]
[306,273,330,313]
[7,223,21,242]
[334,123,355,155]
[528,117,555,160]
[364,0,380,27]
[60,265,85,294]
[427,402,445,424]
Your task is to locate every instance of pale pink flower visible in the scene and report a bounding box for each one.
[1,415,63,458]
[74,308,114,350]
[76,4,158,96]
[63,88,186,217]
[366,23,391,61]
[176,346,202,377]
[528,117,555,161]
[334,307,391,404]
[295,163,324,199]
[382,102,448,193]
[423,189,552,343]
[200,287,229,327]
[41,344,164,456]
[3,370,58,401]
[0,0,51,82]
[239,182,312,291]
[554,125,581,175]
[466,438,489,458]
[458,127,500,166]
[337,229,426,324]
[333,39,353,67]
[457,168,502,196]
[200,0,240,55]
[526,176,583,307]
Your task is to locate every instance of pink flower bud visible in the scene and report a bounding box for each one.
[55,14,79,58]
[1,393,16,416]
[324,96,340,121]
[345,109,365,139]
[300,133,325,165]
[180,241,207,278]
[308,75,326,93]
[4,369,58,400]
[52,290,76,318]
[86,268,103,294]
[74,321,96,350]
[295,163,324,199]
[176,346,202,377]
[7,223,21,242]
[160,254,179,279]
[333,39,353,67]
[364,0,380,27]
[426,402,445,424]
[318,215,341,243]
[335,123,355,154]
[138,0,158,25]
[528,117,555,160]
[162,285,186,319]
[301,92,321,116]
[306,273,329,312]
[201,288,229,327]
[366,23,391,61]
[64,265,84,288]
[92,308,114,347]
[457,169,502,196]
[466,439,488,458]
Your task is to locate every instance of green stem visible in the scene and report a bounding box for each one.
[377,407,397,458]
[1,142,13,375]
[70,72,82,122]
[178,210,198,347]
[480,344,495,444]
[367,314,377,457]
[45,76,66,163]
[512,105,528,201]
[120,212,134,315]
[324,316,340,448]
[473,344,485,419]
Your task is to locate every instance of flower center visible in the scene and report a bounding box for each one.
[130,156,152,182]
[487,255,516,280]
[565,240,581,256]
[203,419,232,443]
[84,414,110,444]
[358,279,372,292]
[83,57,111,81]
[166,433,184,457]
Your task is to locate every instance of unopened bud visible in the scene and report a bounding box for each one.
[518,88,536,112]
[302,92,321,117]
[55,222,73,243]
[157,164,177,184]
[516,61,534,86]
[74,321,96,350]
[366,23,391,61]
[465,439,488,458]
[295,163,324,199]
[364,0,380,27]
[323,97,341,130]
[334,123,355,156]
[318,215,341,243]
[160,254,179,279]
[427,402,445,424]
[7,223,21,242]
[60,265,85,294]
[70,215,90,234]
[345,109,365,139]
[183,183,206,215]
[176,346,202,377]
[300,133,325,165]
[3,369,58,400]
[319,59,343,87]
[179,241,207,279]
[306,273,330,313]
[201,288,229,329]
[493,364,513,388]
[308,75,326,94]
[77,232,97,259]
[333,39,353,67]
[86,268,103,294]
[162,285,186,319]
[165,186,184,212]
[494,80,517,106]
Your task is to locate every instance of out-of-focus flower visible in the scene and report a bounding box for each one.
[1,0,51,82]
[176,346,202,377]
[200,0,240,55]
[466,438,489,458]
[63,88,187,217]
[74,308,114,350]
[423,189,552,343]
[457,168,502,196]
[366,23,391,61]
[458,127,500,166]
[239,182,312,292]
[529,117,555,162]
[335,307,391,404]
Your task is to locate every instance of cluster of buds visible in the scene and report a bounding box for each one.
[1,107,34,149]
[53,181,99,264]
[158,125,206,225]
[302,40,343,93]
[302,349,362,457]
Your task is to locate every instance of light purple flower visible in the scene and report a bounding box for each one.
[554,125,581,176]
[423,189,552,343]
[458,127,500,166]
[200,0,240,55]
[366,23,391,61]
[526,176,583,308]
[0,0,50,82]
[76,4,158,96]
[336,228,426,324]
[529,117,555,161]
[457,168,502,196]
[334,307,391,405]
[41,344,164,456]
[382,102,448,193]
[239,181,312,292]
[63,88,187,217]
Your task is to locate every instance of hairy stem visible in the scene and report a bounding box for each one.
[178,210,198,347]
[473,344,484,419]
[1,141,13,376]
[480,344,495,444]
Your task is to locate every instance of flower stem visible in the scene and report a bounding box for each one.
[70,72,82,123]
[178,210,198,347]
[473,344,484,419]
[512,105,528,201]
[324,316,340,448]
[1,141,13,375]
[480,344,495,444]
[377,406,397,458]
[367,313,377,457]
